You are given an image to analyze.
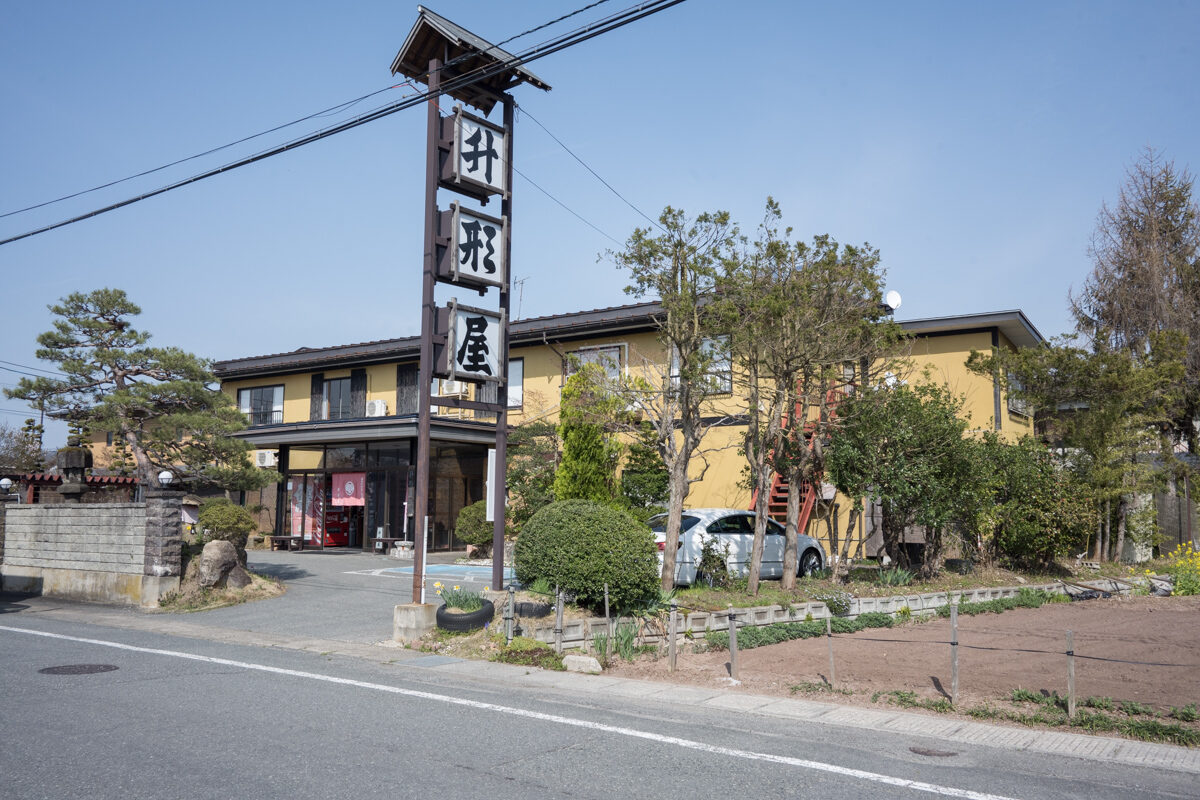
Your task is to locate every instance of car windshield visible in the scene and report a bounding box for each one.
[648,514,701,534]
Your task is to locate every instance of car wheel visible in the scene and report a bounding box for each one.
[799,549,822,578]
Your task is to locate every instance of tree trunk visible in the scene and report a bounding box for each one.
[780,478,801,590]
[659,458,689,593]
[1115,495,1129,564]
[746,461,772,595]
[838,506,861,574]
[1102,498,1111,561]
[882,506,906,567]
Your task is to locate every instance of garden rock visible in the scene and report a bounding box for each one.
[196,540,252,589]
[563,655,603,674]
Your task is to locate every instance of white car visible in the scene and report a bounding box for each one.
[650,508,827,586]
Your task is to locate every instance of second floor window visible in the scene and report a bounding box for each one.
[567,345,623,381]
[238,385,283,426]
[323,377,352,420]
[670,336,731,395]
[508,358,524,408]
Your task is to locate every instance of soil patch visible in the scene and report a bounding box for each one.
[606,594,1200,718]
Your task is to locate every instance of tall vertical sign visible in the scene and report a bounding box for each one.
[413,67,514,598]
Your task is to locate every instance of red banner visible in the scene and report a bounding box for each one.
[331,472,366,506]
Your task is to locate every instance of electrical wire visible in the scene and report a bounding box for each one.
[512,165,623,246]
[0,360,66,377]
[0,83,415,220]
[516,104,664,233]
[432,105,622,247]
[0,0,686,248]
[0,1,612,223]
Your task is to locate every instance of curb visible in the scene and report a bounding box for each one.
[7,593,1198,776]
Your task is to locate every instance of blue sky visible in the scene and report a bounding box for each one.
[3,1,1198,446]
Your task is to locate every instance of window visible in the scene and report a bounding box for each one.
[670,336,731,394]
[1007,372,1030,417]
[238,385,283,426]
[700,336,732,394]
[507,358,523,408]
[567,345,623,381]
[323,378,352,420]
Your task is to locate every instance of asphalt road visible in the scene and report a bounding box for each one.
[2,613,1196,800]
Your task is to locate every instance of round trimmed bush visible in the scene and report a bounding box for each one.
[454,500,493,557]
[514,499,659,614]
[197,498,256,564]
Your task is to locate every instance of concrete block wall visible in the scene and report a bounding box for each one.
[3,504,147,574]
[523,583,1074,651]
[0,494,182,607]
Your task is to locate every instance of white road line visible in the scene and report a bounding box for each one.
[1,624,1019,800]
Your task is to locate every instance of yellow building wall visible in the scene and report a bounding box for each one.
[903,331,1031,440]
[211,322,1031,557]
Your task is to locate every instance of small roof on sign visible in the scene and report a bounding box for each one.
[391,6,551,114]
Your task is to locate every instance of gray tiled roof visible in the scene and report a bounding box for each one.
[212,300,663,379]
[213,303,1043,381]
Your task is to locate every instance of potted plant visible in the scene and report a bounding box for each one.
[434,582,496,632]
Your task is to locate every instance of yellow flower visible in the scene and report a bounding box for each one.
[483,586,490,592]
[454,585,460,591]
[434,581,442,588]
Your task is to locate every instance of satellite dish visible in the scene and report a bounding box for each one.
[884,290,902,311]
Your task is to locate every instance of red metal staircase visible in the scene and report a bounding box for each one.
[750,385,849,532]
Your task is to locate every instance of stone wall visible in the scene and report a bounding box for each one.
[0,492,182,607]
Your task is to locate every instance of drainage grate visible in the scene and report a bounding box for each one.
[38,664,119,675]
[910,746,957,758]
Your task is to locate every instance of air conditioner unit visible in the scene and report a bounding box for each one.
[254,450,278,468]
[365,399,388,417]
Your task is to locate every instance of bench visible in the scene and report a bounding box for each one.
[371,537,408,554]
[268,536,303,552]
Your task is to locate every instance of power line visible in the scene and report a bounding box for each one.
[0,0,686,248]
[433,107,622,247]
[0,365,59,380]
[512,164,623,246]
[517,104,664,233]
[0,84,415,220]
[1,1,613,223]
[0,360,66,377]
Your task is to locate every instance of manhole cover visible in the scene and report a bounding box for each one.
[910,746,957,758]
[38,664,119,675]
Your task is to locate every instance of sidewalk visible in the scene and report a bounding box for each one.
[4,550,1199,777]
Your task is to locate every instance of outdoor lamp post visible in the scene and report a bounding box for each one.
[0,477,14,502]
[157,470,174,488]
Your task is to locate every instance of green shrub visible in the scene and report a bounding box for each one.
[197,499,256,562]
[454,500,493,557]
[812,589,853,616]
[878,567,914,587]
[704,609,894,651]
[514,499,659,614]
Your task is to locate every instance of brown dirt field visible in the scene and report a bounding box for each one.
[605,595,1200,714]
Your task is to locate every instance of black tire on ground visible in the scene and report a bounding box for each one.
[436,599,496,632]
[799,549,822,578]
[513,600,552,618]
